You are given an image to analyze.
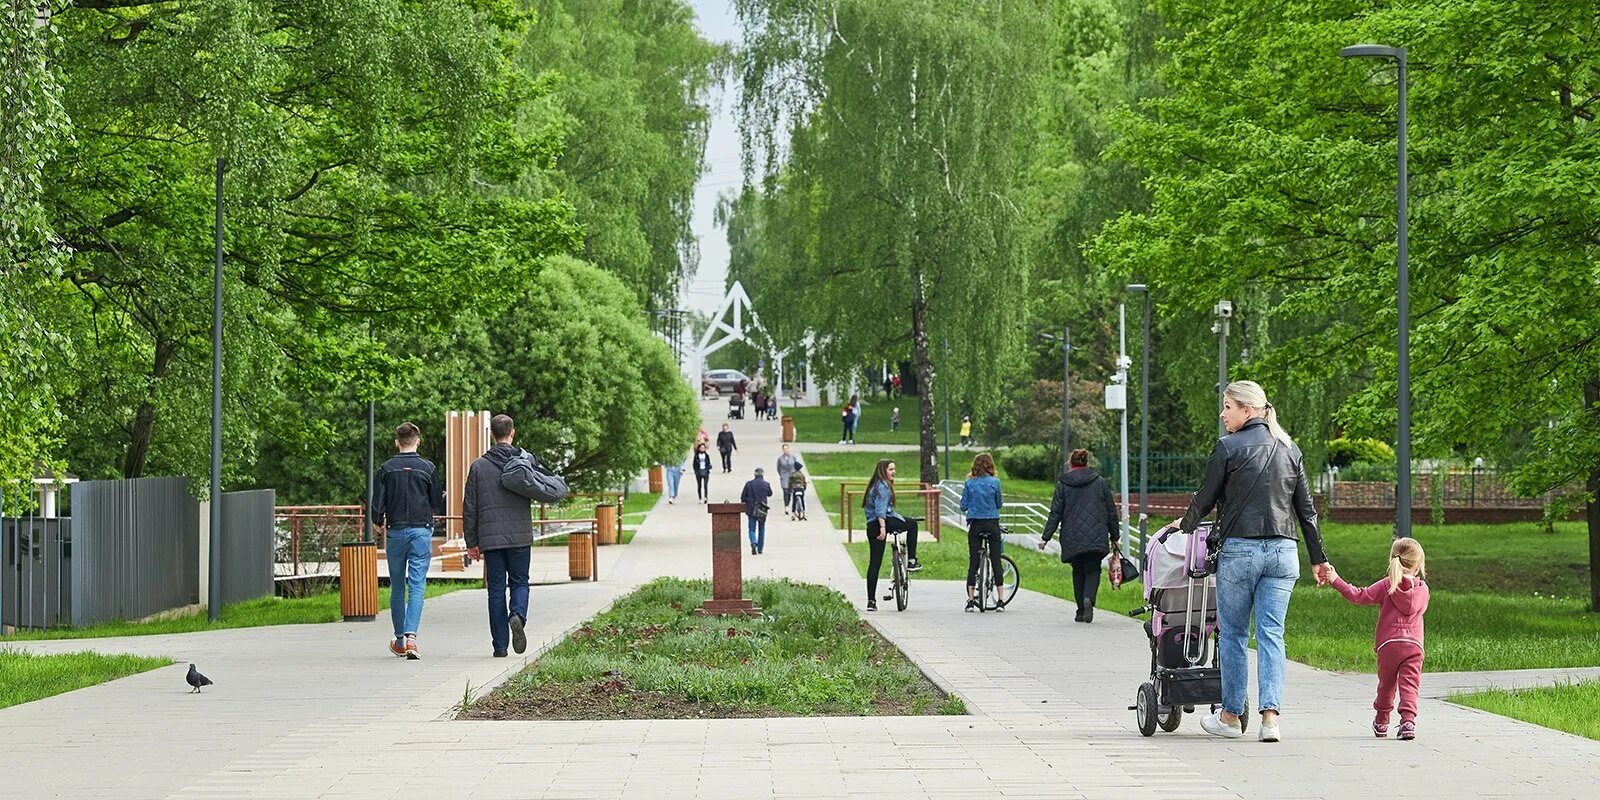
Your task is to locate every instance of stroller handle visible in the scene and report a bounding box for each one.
[1127,604,1151,618]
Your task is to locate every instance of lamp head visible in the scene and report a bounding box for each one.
[1340,43,1404,60]
[1126,283,1147,293]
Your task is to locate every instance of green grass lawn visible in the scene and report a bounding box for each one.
[5,581,480,640]
[847,520,1600,673]
[802,449,1054,533]
[1451,680,1600,741]
[0,650,173,709]
[463,577,964,719]
[784,396,935,446]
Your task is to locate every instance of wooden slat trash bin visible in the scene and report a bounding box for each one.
[568,522,598,581]
[781,415,796,442]
[338,541,378,622]
[648,465,664,493]
[595,503,617,545]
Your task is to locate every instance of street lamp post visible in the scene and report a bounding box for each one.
[1037,327,1071,460]
[1341,42,1412,541]
[1212,300,1233,437]
[942,336,951,481]
[1127,284,1151,551]
[209,158,225,622]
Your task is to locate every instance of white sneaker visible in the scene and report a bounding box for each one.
[838,439,846,445]
[1258,722,1281,742]
[1201,712,1243,739]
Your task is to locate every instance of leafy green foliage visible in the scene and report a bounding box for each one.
[732,0,1049,485]
[1324,437,1396,468]
[999,444,1059,482]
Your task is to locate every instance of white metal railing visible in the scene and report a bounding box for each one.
[938,480,1142,564]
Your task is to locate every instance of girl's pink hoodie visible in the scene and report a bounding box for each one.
[1332,574,1430,652]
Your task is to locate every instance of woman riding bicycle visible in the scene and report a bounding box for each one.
[960,453,1005,611]
[863,458,920,611]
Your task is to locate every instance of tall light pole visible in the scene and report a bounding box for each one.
[209,158,224,622]
[942,336,951,481]
[1037,327,1071,460]
[1341,43,1412,541]
[1127,284,1151,551]
[1116,305,1131,537]
[1212,300,1233,437]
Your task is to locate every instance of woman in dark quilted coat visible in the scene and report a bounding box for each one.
[1038,448,1120,622]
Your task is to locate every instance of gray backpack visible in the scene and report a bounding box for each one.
[499,449,569,503]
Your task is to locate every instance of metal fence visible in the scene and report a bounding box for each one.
[1325,468,1556,509]
[1099,453,1210,494]
[2,483,73,631]
[72,476,199,627]
[218,489,276,606]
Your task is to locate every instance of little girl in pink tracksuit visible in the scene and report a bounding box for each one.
[1328,537,1430,740]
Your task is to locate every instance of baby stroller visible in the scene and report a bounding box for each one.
[727,394,745,419]
[1126,521,1247,736]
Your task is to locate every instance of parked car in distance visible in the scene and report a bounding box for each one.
[705,369,750,395]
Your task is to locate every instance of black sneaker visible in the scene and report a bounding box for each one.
[866,601,878,612]
[510,614,527,655]
[1083,607,1094,623]
[1074,608,1084,622]
[907,559,922,572]
[965,599,978,612]
[493,649,509,658]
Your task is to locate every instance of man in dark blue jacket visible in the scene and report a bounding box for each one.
[371,422,443,659]
[741,468,773,555]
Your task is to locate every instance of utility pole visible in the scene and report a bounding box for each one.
[942,336,951,481]
[208,158,225,622]
[1117,304,1131,541]
[1213,300,1233,437]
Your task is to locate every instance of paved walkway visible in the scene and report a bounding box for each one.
[3,398,1598,799]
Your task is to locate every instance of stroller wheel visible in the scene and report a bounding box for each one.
[1158,704,1183,732]
[1135,683,1158,737]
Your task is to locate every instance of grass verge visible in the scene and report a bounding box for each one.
[783,396,931,446]
[1451,680,1600,741]
[847,522,1600,673]
[462,577,964,719]
[0,650,172,709]
[802,449,1053,533]
[4,581,480,640]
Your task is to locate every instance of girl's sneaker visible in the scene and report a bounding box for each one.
[1397,721,1416,740]
[1373,720,1390,738]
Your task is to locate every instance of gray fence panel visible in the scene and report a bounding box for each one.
[72,477,199,626]
[2,489,73,630]
[219,489,276,606]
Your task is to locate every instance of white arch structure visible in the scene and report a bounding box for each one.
[687,281,817,408]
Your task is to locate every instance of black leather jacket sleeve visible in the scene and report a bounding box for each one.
[1180,439,1228,533]
[1291,453,1327,564]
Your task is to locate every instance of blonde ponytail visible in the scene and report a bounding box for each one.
[1386,556,1406,594]
[1387,538,1427,594]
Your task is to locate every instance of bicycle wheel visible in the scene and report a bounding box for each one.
[893,544,909,611]
[996,555,1019,607]
[976,548,993,612]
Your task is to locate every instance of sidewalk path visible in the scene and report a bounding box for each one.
[3,398,1597,799]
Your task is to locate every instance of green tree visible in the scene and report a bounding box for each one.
[733,0,1047,484]
[1092,0,1600,607]
[1,2,70,487]
[42,0,577,484]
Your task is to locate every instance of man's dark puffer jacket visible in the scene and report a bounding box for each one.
[1178,417,1327,564]
[464,443,563,552]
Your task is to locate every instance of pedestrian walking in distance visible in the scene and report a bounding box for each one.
[741,468,774,555]
[717,423,737,473]
[776,443,800,518]
[371,421,444,660]
[692,443,713,503]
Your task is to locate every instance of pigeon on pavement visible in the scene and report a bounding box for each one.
[186,664,213,694]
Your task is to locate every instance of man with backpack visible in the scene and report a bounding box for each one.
[741,467,774,555]
[370,422,444,660]
[463,414,568,658]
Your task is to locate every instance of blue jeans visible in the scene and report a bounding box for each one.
[747,514,766,552]
[483,546,531,653]
[385,527,432,641]
[1217,537,1299,717]
[665,465,683,498]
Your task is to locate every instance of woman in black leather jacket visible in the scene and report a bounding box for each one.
[1180,381,1329,744]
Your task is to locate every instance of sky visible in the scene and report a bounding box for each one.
[681,1,744,317]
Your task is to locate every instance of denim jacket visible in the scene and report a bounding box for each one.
[960,475,1003,520]
[864,480,895,521]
